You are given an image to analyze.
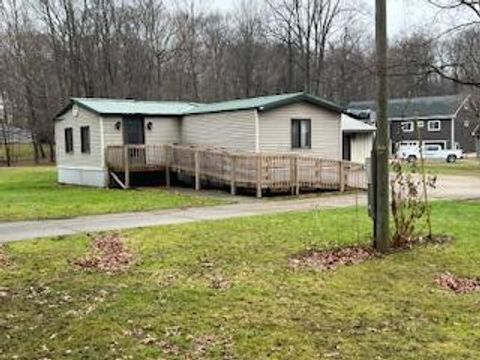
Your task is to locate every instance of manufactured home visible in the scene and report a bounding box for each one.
[55,92,370,191]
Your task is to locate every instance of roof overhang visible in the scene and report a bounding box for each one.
[258,93,344,114]
[389,115,453,121]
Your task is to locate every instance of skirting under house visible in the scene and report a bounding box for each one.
[57,166,109,187]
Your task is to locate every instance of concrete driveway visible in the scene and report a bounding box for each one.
[0,174,479,243]
[429,174,480,200]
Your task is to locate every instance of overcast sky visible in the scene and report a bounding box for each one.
[208,0,461,38]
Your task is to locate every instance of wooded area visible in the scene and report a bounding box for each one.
[0,0,478,164]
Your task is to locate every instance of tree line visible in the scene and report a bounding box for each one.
[0,0,478,163]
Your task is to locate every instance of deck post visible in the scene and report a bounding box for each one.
[295,155,300,196]
[165,145,171,188]
[290,155,295,195]
[339,161,346,192]
[194,150,201,190]
[124,145,130,189]
[230,154,236,195]
[256,153,262,198]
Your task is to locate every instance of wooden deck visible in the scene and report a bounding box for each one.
[105,145,368,197]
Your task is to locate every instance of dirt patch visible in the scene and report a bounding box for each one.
[289,246,376,271]
[192,334,234,359]
[72,233,135,273]
[0,245,13,267]
[434,272,480,294]
[208,273,232,290]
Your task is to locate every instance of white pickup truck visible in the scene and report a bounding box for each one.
[396,144,464,163]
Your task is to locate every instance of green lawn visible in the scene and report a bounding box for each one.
[0,167,222,221]
[420,158,480,177]
[2,201,480,359]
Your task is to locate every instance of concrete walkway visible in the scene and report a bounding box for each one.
[2,174,480,243]
[0,193,365,243]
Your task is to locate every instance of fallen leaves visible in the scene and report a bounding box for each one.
[289,246,376,271]
[72,233,135,273]
[434,272,480,294]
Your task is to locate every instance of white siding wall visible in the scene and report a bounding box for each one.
[102,116,123,147]
[258,102,341,159]
[350,133,374,164]
[145,117,181,144]
[182,110,256,151]
[101,116,181,146]
[55,106,102,168]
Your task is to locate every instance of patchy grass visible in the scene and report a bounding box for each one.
[0,167,223,221]
[2,201,480,358]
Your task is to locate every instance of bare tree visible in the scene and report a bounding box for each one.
[427,0,480,88]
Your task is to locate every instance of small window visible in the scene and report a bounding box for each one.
[81,126,90,153]
[291,119,311,149]
[428,120,441,132]
[401,121,414,133]
[417,121,425,128]
[65,128,73,154]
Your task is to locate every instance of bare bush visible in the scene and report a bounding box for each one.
[390,160,436,248]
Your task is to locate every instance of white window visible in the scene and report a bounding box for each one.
[417,121,425,128]
[397,141,418,147]
[401,121,414,133]
[291,119,311,149]
[428,120,441,132]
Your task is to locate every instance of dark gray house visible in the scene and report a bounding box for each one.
[349,94,479,154]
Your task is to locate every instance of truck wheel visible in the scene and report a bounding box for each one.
[407,155,417,163]
[447,155,457,163]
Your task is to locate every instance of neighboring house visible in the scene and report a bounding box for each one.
[55,92,368,187]
[341,114,375,164]
[348,94,479,154]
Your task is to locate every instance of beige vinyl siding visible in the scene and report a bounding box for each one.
[55,106,102,168]
[102,117,123,147]
[145,117,181,144]
[259,102,341,159]
[102,116,181,146]
[181,110,257,151]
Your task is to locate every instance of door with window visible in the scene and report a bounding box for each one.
[123,116,145,145]
[123,116,145,166]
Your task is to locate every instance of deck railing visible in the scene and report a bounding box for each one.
[105,144,367,196]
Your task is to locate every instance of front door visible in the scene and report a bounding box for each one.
[123,116,145,145]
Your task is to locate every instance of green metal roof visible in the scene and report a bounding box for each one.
[57,92,343,118]
[349,94,468,119]
[186,92,343,115]
[70,97,199,116]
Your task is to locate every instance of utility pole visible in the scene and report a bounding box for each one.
[374,0,389,252]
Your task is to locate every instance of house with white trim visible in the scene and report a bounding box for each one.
[349,94,479,154]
